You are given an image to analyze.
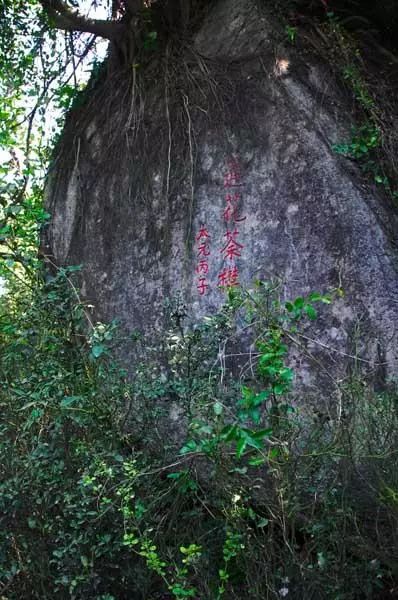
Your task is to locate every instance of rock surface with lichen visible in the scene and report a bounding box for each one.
[43,0,398,398]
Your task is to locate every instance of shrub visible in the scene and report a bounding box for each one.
[0,274,397,599]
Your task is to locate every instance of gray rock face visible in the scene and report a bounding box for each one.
[44,0,398,394]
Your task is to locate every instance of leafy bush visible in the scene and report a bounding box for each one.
[0,274,397,599]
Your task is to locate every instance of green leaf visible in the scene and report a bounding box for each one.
[293,296,304,309]
[25,407,43,429]
[248,456,266,466]
[317,551,326,569]
[123,533,139,546]
[92,344,105,358]
[304,304,317,320]
[258,352,278,364]
[179,440,198,455]
[80,555,89,568]
[167,471,183,480]
[268,447,279,460]
[308,292,322,302]
[61,395,82,408]
[273,383,287,395]
[248,407,261,423]
[221,424,238,442]
[240,430,263,451]
[257,518,269,528]
[280,367,294,381]
[251,428,272,440]
[236,437,247,458]
[213,401,223,416]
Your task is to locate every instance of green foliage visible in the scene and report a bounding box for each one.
[332,121,398,194]
[1,273,397,598]
[341,63,375,111]
[179,283,333,463]
[143,30,158,51]
[0,0,47,278]
[285,25,297,44]
[1,3,398,598]
[325,13,398,200]
[333,123,380,161]
[217,531,245,597]
[0,272,131,597]
[0,0,108,285]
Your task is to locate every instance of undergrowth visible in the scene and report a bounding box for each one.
[1,272,397,599]
[284,4,398,202]
[319,12,398,201]
[2,5,398,597]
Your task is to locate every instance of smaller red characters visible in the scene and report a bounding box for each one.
[196,260,209,275]
[218,266,240,288]
[197,277,209,296]
[197,242,210,258]
[195,225,210,241]
[195,223,211,296]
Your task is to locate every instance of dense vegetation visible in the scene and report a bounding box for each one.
[1,271,398,599]
[1,1,398,598]
[2,273,398,599]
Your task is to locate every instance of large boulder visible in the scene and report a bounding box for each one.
[43,0,398,394]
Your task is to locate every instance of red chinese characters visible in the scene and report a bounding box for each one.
[218,157,246,289]
[195,224,210,295]
[223,192,246,224]
[221,228,244,260]
[218,265,239,288]
[195,260,209,275]
[223,158,243,188]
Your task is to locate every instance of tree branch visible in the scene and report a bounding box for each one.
[40,0,125,40]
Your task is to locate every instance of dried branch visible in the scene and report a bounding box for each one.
[40,0,125,40]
